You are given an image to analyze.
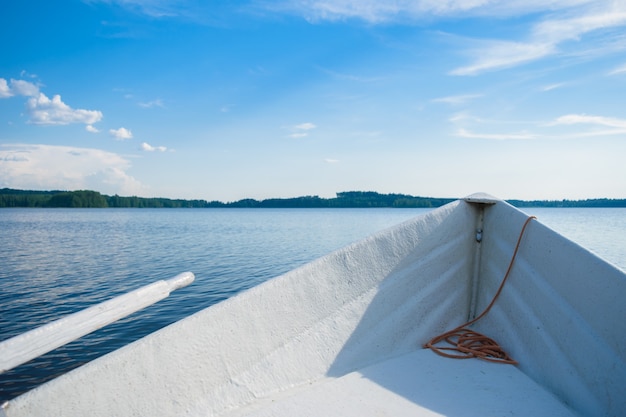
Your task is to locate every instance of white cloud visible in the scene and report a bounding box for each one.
[26,93,103,125]
[287,122,317,138]
[448,111,485,123]
[552,114,626,128]
[20,70,37,78]
[266,0,597,23]
[0,78,40,98]
[318,67,383,82]
[295,122,316,130]
[2,78,104,126]
[0,78,11,98]
[109,127,133,140]
[432,94,482,105]
[90,0,186,18]
[450,40,555,76]
[456,128,537,140]
[541,83,565,91]
[288,133,308,138]
[549,114,626,136]
[456,114,626,141]
[10,79,40,97]
[87,0,238,24]
[138,98,164,108]
[141,142,167,152]
[608,63,626,75]
[450,2,626,75]
[324,158,340,163]
[86,125,100,133]
[0,143,145,196]
[531,5,626,44]
[263,1,626,77]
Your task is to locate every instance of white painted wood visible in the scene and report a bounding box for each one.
[2,197,625,417]
[224,350,577,417]
[463,192,499,205]
[473,201,626,416]
[0,271,194,374]
[3,202,474,417]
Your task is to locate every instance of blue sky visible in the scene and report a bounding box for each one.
[1,0,626,201]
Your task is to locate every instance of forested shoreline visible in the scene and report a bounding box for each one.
[1,188,625,209]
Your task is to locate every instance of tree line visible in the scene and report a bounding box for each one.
[507,198,626,208]
[1,188,625,209]
[0,189,217,208]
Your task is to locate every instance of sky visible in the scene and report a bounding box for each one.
[1,0,626,202]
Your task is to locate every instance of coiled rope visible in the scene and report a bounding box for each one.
[424,215,537,365]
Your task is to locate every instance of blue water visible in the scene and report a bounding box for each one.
[520,207,626,271]
[1,207,625,401]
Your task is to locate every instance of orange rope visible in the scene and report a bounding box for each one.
[424,215,537,365]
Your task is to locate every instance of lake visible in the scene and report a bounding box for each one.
[1,206,625,401]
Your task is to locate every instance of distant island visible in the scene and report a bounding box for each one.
[1,188,625,209]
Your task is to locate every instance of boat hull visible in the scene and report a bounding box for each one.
[2,196,624,416]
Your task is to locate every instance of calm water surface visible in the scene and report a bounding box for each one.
[521,207,626,272]
[1,206,625,400]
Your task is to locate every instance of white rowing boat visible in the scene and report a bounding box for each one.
[1,193,624,416]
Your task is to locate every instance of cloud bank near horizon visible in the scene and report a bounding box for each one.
[0,144,145,195]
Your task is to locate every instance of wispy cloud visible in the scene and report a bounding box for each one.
[141,142,168,152]
[86,125,100,133]
[450,40,556,76]
[138,98,164,108]
[86,0,184,18]
[86,0,238,25]
[552,114,626,128]
[19,70,38,79]
[109,127,133,140]
[318,66,384,82]
[324,158,339,163]
[262,0,601,23]
[256,2,626,76]
[541,83,565,91]
[448,111,490,124]
[549,114,626,136]
[295,122,316,130]
[450,2,626,75]
[608,63,626,75]
[0,143,144,195]
[432,94,482,105]
[456,128,537,140]
[531,4,626,44]
[456,113,626,141]
[287,122,317,138]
